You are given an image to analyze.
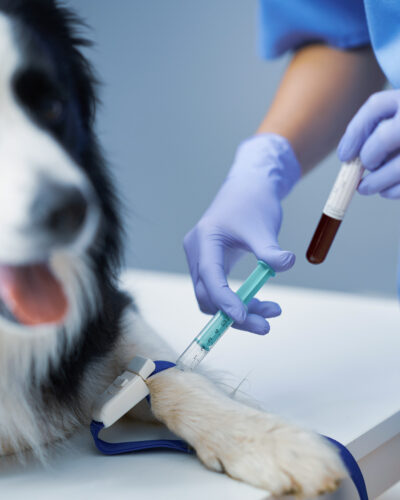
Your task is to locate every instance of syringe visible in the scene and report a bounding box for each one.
[176,261,275,371]
[91,261,275,428]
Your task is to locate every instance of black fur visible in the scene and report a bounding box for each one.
[0,0,132,404]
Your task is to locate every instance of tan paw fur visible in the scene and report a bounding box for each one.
[147,368,346,498]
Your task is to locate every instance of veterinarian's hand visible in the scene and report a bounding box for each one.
[338,89,400,198]
[184,134,301,334]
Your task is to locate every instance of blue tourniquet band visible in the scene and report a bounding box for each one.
[90,361,368,499]
[90,360,192,455]
[149,360,176,375]
[325,436,368,500]
[90,419,192,455]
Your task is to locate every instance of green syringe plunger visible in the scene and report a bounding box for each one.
[176,261,275,371]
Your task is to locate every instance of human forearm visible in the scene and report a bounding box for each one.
[257,44,386,173]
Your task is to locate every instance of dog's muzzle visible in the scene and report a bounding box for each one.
[32,180,89,246]
[0,178,99,327]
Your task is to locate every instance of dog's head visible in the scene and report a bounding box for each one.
[0,0,122,336]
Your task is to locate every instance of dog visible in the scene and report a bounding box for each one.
[0,1,345,497]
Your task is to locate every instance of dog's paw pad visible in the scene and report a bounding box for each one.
[193,412,346,498]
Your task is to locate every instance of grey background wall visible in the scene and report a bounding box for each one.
[67,0,399,298]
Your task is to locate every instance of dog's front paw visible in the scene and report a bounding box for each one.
[194,411,345,498]
[148,369,345,498]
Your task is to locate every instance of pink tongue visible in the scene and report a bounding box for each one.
[0,263,68,325]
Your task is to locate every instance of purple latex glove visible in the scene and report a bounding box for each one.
[338,89,400,198]
[183,134,301,334]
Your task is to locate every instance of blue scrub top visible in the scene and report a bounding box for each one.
[259,0,400,88]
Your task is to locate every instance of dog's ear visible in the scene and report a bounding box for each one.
[1,0,98,129]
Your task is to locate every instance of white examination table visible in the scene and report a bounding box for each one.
[1,269,400,500]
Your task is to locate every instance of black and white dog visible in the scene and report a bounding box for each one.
[0,1,345,497]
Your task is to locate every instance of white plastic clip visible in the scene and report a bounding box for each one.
[92,356,156,428]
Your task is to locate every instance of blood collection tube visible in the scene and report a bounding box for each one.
[306,158,364,264]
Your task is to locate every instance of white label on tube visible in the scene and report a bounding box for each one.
[323,159,364,220]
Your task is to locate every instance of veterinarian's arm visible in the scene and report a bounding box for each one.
[257,44,386,173]
[184,45,385,333]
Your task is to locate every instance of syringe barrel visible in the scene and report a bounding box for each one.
[176,311,232,371]
[307,159,364,264]
[176,339,209,371]
[176,261,275,371]
[195,310,233,351]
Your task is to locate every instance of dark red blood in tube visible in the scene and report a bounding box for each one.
[306,213,342,264]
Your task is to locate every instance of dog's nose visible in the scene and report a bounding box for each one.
[32,182,88,243]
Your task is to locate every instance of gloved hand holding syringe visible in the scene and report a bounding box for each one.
[176,260,275,371]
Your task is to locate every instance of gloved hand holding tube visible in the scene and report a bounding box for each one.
[338,89,400,199]
[307,89,400,264]
[183,134,301,335]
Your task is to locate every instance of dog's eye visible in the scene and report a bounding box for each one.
[14,69,66,128]
[38,98,65,125]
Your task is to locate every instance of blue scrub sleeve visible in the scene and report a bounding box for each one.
[259,0,371,59]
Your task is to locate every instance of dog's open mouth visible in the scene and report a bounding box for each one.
[0,263,67,326]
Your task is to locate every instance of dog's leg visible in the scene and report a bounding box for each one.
[119,309,345,497]
[147,368,345,498]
